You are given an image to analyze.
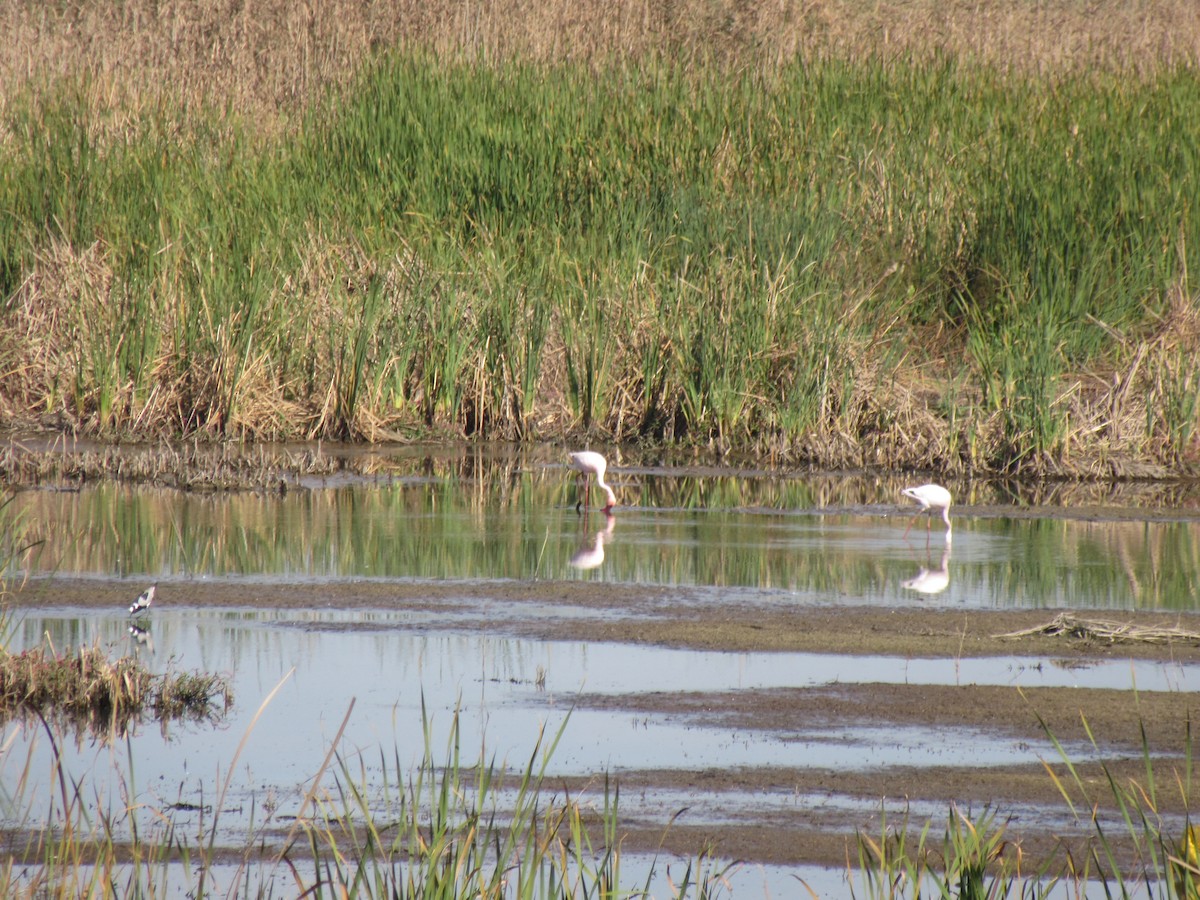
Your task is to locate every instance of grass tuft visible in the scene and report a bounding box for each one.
[0,641,231,736]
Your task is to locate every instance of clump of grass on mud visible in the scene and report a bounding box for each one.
[0,641,231,734]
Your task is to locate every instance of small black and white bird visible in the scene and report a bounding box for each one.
[128,583,157,616]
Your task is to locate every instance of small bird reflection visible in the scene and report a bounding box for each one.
[128,622,155,654]
[902,544,952,595]
[569,512,617,570]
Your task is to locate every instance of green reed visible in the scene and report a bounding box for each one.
[1035,708,1196,899]
[3,54,1199,470]
[0,690,730,898]
[854,713,1197,899]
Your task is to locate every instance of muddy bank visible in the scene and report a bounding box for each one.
[10,577,1199,872]
[5,436,1200,510]
[15,578,1200,662]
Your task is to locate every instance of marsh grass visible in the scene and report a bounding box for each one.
[854,803,1046,900]
[1035,707,1196,899]
[854,711,1199,899]
[2,6,1200,474]
[283,702,738,898]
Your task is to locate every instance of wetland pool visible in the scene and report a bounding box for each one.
[3,445,1200,894]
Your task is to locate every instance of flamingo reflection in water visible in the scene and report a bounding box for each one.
[902,544,951,596]
[569,512,617,571]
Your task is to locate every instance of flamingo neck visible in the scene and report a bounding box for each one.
[597,479,617,511]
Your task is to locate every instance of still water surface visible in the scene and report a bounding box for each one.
[3,447,1199,893]
[10,448,1200,609]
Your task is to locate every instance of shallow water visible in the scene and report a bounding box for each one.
[4,605,1188,858]
[3,446,1199,893]
[9,450,1200,610]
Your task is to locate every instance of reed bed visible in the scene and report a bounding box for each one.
[1,4,1199,477]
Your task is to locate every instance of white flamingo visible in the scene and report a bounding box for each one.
[901,484,953,543]
[568,451,617,513]
[128,583,157,616]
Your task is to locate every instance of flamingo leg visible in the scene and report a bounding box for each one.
[575,475,590,515]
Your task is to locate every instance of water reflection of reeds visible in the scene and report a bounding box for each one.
[10,460,1200,611]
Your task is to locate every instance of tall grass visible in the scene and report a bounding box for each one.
[1036,708,1195,899]
[2,54,1199,472]
[853,713,1198,899]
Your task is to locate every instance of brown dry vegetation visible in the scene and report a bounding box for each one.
[0,641,231,738]
[3,0,1200,123]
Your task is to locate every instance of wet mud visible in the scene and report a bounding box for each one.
[13,577,1200,871]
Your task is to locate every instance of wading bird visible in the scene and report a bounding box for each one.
[901,483,953,543]
[128,583,157,616]
[568,451,617,514]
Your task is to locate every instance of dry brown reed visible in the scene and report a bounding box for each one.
[3,0,1198,129]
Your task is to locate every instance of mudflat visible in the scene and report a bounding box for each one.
[14,577,1200,870]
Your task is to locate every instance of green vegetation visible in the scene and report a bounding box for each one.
[0,698,732,899]
[292,704,732,898]
[853,714,1198,899]
[1,46,1198,475]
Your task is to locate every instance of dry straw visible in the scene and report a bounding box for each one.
[996,613,1200,645]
